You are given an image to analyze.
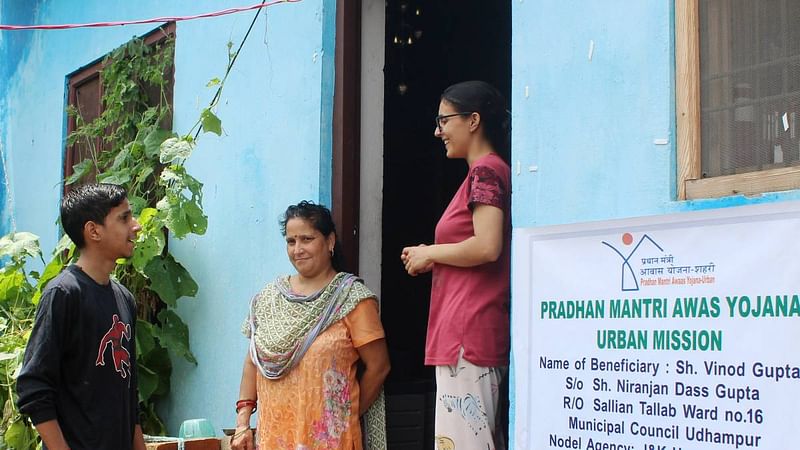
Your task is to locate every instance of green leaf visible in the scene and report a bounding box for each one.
[154,309,196,364]
[155,197,172,213]
[65,104,79,118]
[144,129,174,159]
[143,254,198,307]
[0,271,27,303]
[139,400,167,436]
[38,258,64,286]
[159,137,194,164]
[109,143,132,171]
[32,288,43,306]
[134,166,154,186]
[140,107,159,128]
[0,232,41,262]
[5,419,36,450]
[138,207,159,226]
[154,188,206,238]
[206,77,221,88]
[137,364,159,402]
[136,320,156,356]
[200,108,222,136]
[184,200,208,235]
[137,322,173,403]
[132,228,165,273]
[65,159,94,185]
[53,234,74,257]
[160,200,190,238]
[160,165,204,202]
[128,195,148,215]
[31,256,65,305]
[97,168,132,186]
[139,343,172,397]
[159,167,182,186]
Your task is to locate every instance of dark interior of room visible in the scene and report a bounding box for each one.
[380,1,511,447]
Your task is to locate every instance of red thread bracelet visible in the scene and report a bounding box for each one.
[236,399,257,413]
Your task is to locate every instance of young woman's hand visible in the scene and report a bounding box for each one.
[401,244,434,276]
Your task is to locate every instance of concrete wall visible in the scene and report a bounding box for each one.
[509,0,800,446]
[7,0,800,445]
[0,0,336,434]
[0,1,42,236]
[511,0,800,229]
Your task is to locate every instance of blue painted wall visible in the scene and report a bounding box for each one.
[0,0,45,237]
[7,0,800,445]
[511,1,675,228]
[0,0,336,435]
[509,1,800,447]
[511,0,800,228]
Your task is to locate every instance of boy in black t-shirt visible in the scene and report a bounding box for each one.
[17,184,146,450]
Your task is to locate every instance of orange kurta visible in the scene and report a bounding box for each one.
[254,299,384,450]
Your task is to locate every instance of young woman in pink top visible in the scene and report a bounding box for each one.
[401,81,511,450]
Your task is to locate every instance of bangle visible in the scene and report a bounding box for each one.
[236,399,257,413]
[233,427,252,439]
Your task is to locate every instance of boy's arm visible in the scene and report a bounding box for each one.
[35,419,71,450]
[16,287,69,426]
[130,297,146,450]
[133,424,146,450]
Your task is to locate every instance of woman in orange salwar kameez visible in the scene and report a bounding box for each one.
[231,201,390,450]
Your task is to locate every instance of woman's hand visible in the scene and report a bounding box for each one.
[401,245,434,276]
[232,352,257,450]
[230,426,254,450]
[356,337,390,415]
[401,205,504,274]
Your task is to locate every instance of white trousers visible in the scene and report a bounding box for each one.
[434,349,507,450]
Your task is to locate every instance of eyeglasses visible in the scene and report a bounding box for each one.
[434,112,474,132]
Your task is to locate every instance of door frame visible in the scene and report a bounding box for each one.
[333,0,384,297]
[332,0,362,274]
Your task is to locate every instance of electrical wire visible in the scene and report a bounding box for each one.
[0,0,300,31]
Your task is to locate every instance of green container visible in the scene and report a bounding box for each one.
[179,418,216,439]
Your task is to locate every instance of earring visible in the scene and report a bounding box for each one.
[330,248,334,257]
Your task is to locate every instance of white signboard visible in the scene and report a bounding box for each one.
[512,202,800,450]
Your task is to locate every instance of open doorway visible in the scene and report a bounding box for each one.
[374,0,511,447]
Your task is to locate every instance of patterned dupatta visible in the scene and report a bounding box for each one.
[247,272,387,449]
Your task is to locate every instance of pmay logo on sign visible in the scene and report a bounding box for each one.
[603,233,716,292]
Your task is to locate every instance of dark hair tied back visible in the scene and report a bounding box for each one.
[280,200,344,271]
[441,80,510,154]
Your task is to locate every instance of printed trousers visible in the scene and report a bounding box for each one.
[434,349,507,450]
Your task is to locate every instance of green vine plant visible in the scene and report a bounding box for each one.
[0,29,233,448]
[0,233,72,449]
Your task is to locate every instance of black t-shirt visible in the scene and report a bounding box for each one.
[17,265,139,450]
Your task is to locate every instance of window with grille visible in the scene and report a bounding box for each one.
[700,0,800,177]
[676,0,800,199]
